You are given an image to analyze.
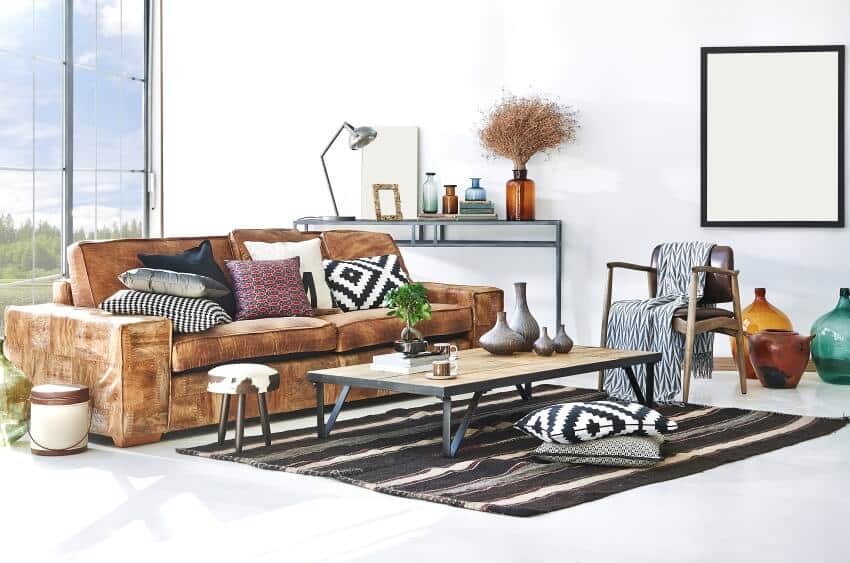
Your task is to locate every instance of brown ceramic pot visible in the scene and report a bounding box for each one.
[732,288,793,380]
[746,330,813,389]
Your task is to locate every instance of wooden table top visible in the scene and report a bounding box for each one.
[307,346,660,398]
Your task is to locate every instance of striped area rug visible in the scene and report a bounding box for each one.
[177,385,848,517]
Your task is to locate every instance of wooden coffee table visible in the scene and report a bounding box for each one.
[306,346,660,457]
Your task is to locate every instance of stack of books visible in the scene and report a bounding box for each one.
[370,351,449,374]
[459,200,496,219]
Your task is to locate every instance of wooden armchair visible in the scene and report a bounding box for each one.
[598,245,747,402]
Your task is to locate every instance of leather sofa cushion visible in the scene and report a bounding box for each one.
[68,236,234,308]
[319,303,472,352]
[172,317,336,372]
[321,230,410,278]
[229,228,322,261]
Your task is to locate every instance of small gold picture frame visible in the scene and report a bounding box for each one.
[372,184,403,221]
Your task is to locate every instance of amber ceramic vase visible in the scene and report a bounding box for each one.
[506,169,535,221]
[731,288,792,379]
[746,330,813,389]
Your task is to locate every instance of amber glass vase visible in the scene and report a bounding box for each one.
[442,185,459,214]
[731,288,792,379]
[506,169,535,221]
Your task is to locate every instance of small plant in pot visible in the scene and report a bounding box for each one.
[384,283,432,355]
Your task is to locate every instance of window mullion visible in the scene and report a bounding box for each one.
[62,0,74,276]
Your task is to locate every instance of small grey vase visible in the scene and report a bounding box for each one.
[479,312,525,355]
[553,324,574,354]
[508,282,539,352]
[533,327,555,356]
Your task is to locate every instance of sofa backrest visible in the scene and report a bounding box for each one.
[67,236,234,307]
[66,229,410,308]
[229,228,322,260]
[320,230,410,277]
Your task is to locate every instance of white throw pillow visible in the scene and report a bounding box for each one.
[244,238,332,309]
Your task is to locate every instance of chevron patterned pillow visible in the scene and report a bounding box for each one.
[100,289,232,333]
[514,400,678,444]
[322,254,409,312]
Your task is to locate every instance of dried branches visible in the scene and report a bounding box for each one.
[478,94,578,170]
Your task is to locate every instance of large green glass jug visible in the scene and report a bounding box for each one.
[1,338,32,445]
[810,288,850,385]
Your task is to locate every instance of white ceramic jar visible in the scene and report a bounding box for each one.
[29,384,90,456]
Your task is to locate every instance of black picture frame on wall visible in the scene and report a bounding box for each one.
[701,45,845,227]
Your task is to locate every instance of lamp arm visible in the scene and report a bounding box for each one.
[320,122,353,217]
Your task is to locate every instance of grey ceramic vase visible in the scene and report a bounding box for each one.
[508,282,539,352]
[533,327,555,356]
[479,312,525,355]
[553,324,574,354]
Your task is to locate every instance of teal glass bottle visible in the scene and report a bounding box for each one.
[810,288,850,385]
[422,172,439,214]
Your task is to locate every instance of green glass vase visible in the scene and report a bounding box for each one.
[1,338,32,445]
[810,288,850,385]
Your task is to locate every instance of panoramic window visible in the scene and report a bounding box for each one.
[0,0,148,331]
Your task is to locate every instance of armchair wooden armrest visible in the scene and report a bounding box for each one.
[606,261,657,273]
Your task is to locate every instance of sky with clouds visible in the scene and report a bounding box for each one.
[0,0,146,239]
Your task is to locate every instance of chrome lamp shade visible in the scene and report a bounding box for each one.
[320,122,378,220]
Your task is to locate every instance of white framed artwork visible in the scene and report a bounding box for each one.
[360,126,419,219]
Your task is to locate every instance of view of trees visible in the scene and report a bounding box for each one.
[0,213,142,280]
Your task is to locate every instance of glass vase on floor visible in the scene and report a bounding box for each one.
[506,169,535,220]
[1,338,31,446]
[811,288,850,385]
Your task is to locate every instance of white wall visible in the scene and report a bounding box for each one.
[162,0,850,350]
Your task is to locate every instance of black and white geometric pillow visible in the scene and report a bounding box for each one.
[99,289,232,333]
[322,254,409,312]
[533,435,664,467]
[514,401,678,444]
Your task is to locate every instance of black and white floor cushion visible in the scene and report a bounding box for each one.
[322,254,409,312]
[533,435,665,467]
[514,400,678,444]
[100,289,232,333]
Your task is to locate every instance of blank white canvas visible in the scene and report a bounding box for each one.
[705,51,839,222]
[360,127,419,219]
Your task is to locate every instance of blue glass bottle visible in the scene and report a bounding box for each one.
[465,178,487,201]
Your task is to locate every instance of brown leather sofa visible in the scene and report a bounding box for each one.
[3,228,502,447]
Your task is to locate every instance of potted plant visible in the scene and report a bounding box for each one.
[478,94,578,220]
[384,283,432,354]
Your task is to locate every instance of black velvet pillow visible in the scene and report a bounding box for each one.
[138,240,235,316]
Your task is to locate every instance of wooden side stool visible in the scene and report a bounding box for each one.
[207,363,280,453]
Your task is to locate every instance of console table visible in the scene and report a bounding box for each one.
[293,218,563,327]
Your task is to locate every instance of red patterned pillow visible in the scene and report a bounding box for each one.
[224,257,313,320]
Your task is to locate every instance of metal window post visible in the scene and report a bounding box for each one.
[61,0,74,276]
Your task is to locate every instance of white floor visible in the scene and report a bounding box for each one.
[2,372,849,563]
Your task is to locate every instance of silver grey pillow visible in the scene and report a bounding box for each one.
[118,268,231,299]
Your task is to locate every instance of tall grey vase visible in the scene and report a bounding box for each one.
[508,282,539,352]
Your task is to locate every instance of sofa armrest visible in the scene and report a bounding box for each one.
[420,282,504,345]
[53,279,73,305]
[3,303,172,447]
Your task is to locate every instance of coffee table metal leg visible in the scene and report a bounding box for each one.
[443,391,485,458]
[442,397,452,457]
[645,362,655,407]
[317,384,350,439]
[235,394,246,454]
[217,394,230,445]
[315,383,325,438]
[515,383,533,401]
[524,381,532,399]
[257,392,271,446]
[622,365,647,405]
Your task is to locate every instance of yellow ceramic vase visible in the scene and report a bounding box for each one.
[731,288,793,379]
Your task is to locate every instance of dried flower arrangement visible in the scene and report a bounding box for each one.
[478,94,578,170]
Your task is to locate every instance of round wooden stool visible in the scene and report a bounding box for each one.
[207,363,280,453]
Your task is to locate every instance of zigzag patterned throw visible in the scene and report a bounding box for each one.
[323,254,409,312]
[604,242,715,402]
